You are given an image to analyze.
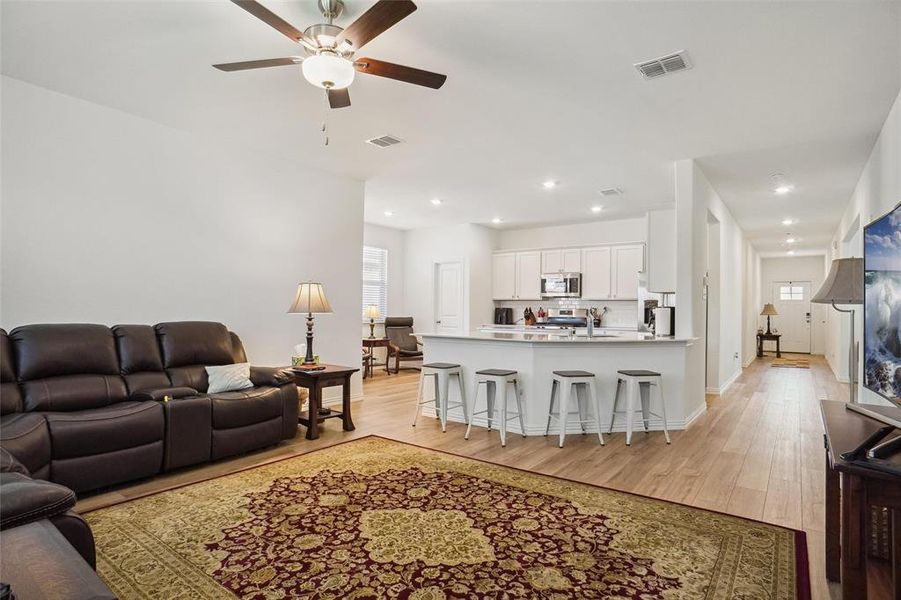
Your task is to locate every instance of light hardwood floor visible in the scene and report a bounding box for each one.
[79,354,845,599]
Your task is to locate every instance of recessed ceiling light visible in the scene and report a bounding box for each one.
[383,210,394,217]
[787,250,795,255]
[430,198,442,206]
[786,237,796,244]
[771,173,793,195]
[542,180,557,189]
[782,218,794,226]
[491,217,502,224]
[591,205,603,213]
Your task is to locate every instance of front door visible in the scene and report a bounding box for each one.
[771,281,812,353]
[435,261,464,334]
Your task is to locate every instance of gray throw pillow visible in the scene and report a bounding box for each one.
[205,363,254,394]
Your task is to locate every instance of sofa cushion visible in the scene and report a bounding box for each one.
[11,324,128,412]
[155,322,234,369]
[210,386,283,429]
[11,324,119,380]
[0,447,30,475]
[113,325,170,393]
[45,401,164,460]
[0,413,51,479]
[1,329,22,415]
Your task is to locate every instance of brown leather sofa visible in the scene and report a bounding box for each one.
[0,321,298,494]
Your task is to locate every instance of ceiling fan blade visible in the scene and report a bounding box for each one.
[213,57,302,72]
[230,0,307,43]
[328,88,351,109]
[354,58,446,89]
[336,0,417,51]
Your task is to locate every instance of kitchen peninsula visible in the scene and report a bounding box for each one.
[418,330,702,435]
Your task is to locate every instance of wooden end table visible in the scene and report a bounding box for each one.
[756,332,782,358]
[288,364,358,440]
[821,400,901,599]
[362,337,391,378]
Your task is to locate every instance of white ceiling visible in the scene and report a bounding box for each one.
[2,1,899,255]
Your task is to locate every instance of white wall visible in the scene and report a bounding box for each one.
[760,255,829,354]
[1,76,365,394]
[675,159,747,397]
[828,87,901,403]
[497,216,647,250]
[402,223,498,333]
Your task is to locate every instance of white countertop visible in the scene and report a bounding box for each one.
[418,331,695,344]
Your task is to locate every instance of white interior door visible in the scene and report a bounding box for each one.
[435,261,464,333]
[771,281,812,353]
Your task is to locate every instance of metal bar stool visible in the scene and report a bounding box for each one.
[545,370,605,448]
[413,362,468,433]
[609,369,671,446]
[465,369,524,447]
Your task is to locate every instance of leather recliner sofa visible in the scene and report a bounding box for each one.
[0,321,298,494]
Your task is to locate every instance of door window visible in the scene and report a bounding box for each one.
[779,285,805,301]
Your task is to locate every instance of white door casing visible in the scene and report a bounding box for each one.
[771,281,812,353]
[435,261,464,334]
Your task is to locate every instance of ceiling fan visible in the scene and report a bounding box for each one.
[214,0,447,109]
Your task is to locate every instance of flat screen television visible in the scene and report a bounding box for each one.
[864,201,901,407]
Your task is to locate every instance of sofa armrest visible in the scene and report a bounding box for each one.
[131,387,199,402]
[0,447,30,476]
[250,366,292,387]
[0,472,76,530]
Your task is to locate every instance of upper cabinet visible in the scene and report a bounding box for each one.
[492,253,517,299]
[492,251,542,300]
[495,243,644,301]
[515,251,542,300]
[581,247,612,300]
[611,244,644,300]
[647,209,676,293]
[541,248,581,273]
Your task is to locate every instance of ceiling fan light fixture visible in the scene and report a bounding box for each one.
[302,52,355,89]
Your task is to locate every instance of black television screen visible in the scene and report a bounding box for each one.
[864,202,901,405]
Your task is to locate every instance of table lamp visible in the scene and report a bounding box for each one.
[288,282,332,366]
[812,257,863,405]
[760,303,778,334]
[365,305,380,339]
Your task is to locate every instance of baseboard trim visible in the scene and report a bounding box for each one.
[706,369,741,396]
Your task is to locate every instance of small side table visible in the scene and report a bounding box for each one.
[756,332,781,358]
[362,337,391,378]
[288,364,358,440]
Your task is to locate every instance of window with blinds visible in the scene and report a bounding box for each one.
[361,246,388,321]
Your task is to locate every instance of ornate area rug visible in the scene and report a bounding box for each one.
[85,436,809,599]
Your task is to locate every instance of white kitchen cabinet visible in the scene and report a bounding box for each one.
[647,209,676,293]
[492,253,516,299]
[611,244,644,300]
[541,248,581,273]
[515,251,542,300]
[493,251,541,300]
[581,247,612,299]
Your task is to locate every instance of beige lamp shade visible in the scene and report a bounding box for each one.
[812,258,863,305]
[364,304,381,320]
[288,282,333,314]
[760,303,778,316]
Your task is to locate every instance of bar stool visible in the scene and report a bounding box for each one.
[413,363,468,433]
[545,370,605,448]
[465,369,524,447]
[609,369,671,446]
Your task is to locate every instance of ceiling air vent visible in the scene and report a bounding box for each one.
[365,134,404,148]
[599,187,623,197]
[634,50,691,80]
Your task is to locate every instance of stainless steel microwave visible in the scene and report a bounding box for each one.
[541,273,582,298]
